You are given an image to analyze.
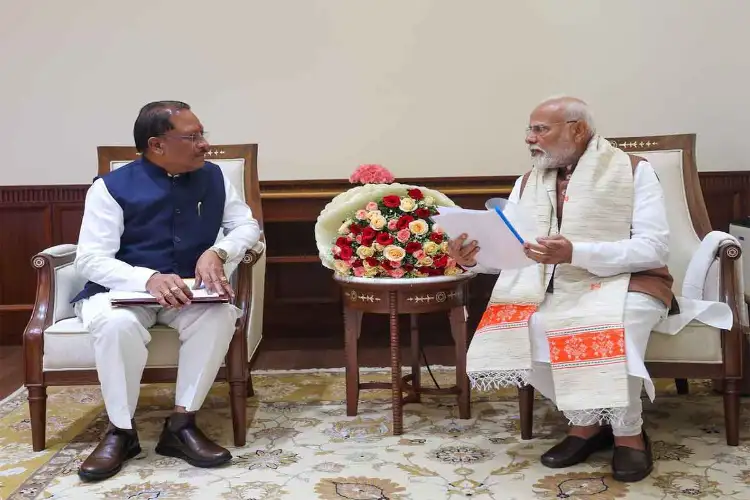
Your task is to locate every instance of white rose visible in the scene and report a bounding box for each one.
[338,219,353,235]
[333,260,351,275]
[423,196,435,206]
[399,197,417,212]
[356,246,374,259]
[408,219,429,236]
[370,215,387,230]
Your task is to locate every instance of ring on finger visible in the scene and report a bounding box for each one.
[219,276,228,283]
[169,286,180,293]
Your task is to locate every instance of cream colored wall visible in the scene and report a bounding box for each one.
[1,0,748,185]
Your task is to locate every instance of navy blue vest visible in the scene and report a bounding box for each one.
[71,157,226,302]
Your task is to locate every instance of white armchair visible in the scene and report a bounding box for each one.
[517,134,746,446]
[23,144,266,451]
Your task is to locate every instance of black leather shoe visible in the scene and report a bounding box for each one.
[78,420,141,482]
[612,431,653,482]
[155,412,232,468]
[541,426,614,469]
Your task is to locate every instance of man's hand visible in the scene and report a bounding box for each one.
[524,235,573,264]
[446,233,480,268]
[195,249,234,298]
[145,273,193,308]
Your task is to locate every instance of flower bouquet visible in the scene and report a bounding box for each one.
[315,164,465,278]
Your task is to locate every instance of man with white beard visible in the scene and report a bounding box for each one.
[448,96,676,482]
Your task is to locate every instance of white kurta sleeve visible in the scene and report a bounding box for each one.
[74,178,158,291]
[570,161,669,277]
[464,174,525,275]
[210,173,262,262]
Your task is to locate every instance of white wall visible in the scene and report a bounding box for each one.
[1,0,748,185]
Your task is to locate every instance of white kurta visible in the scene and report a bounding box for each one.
[471,161,670,432]
[73,169,261,429]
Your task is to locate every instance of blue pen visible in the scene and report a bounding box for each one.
[494,206,525,244]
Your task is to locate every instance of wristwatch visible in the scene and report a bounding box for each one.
[209,246,228,262]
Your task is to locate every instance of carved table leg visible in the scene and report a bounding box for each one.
[409,314,421,403]
[344,306,363,417]
[389,291,404,435]
[449,305,471,419]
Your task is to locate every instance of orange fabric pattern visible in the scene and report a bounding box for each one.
[547,326,626,367]
[476,303,537,332]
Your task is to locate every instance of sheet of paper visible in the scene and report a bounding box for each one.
[432,204,536,270]
[109,279,221,302]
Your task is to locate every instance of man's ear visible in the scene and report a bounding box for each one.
[148,137,164,155]
[573,122,589,142]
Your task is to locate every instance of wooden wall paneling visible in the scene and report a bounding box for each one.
[0,172,748,348]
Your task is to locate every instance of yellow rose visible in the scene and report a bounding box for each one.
[373,242,384,252]
[440,241,449,253]
[423,195,435,206]
[417,256,434,267]
[364,266,378,277]
[333,260,351,275]
[408,219,429,236]
[444,266,460,276]
[422,241,440,256]
[370,215,387,230]
[399,197,417,212]
[383,245,406,262]
[367,210,382,220]
[356,245,374,259]
[338,219,353,235]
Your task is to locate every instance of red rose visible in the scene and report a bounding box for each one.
[352,259,364,268]
[349,223,362,235]
[339,246,353,260]
[365,257,379,267]
[383,195,401,208]
[429,233,444,243]
[415,208,430,218]
[381,260,394,270]
[420,266,441,276]
[362,227,376,239]
[407,188,424,200]
[433,255,448,268]
[397,215,414,230]
[403,264,414,272]
[376,232,394,246]
[336,236,350,248]
[405,242,422,254]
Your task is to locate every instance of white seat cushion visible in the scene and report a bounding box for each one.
[43,319,225,371]
[646,321,723,364]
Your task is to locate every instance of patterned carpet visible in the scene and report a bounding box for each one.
[1,369,750,499]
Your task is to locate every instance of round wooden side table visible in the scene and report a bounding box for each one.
[334,272,476,435]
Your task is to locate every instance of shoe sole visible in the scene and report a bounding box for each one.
[78,445,142,482]
[154,444,232,468]
[612,464,654,483]
[541,442,614,469]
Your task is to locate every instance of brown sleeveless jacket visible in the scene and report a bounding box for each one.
[519,155,678,313]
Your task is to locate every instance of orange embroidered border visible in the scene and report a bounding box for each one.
[547,326,625,366]
[476,303,537,333]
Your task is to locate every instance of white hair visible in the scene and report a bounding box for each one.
[539,94,596,135]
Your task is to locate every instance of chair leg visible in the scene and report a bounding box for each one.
[246,366,255,398]
[229,381,247,447]
[723,379,740,446]
[675,378,689,395]
[28,385,47,452]
[519,384,534,440]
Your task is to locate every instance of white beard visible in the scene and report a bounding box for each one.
[529,144,577,170]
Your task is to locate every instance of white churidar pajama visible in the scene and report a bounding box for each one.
[75,296,240,430]
[73,169,261,431]
[472,161,671,437]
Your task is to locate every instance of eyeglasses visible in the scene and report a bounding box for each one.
[525,121,578,137]
[161,131,209,144]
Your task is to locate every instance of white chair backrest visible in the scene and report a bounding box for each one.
[607,135,710,294]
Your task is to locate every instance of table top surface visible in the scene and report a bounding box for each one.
[333,272,475,287]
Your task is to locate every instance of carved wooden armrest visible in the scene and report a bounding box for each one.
[718,241,744,378]
[25,244,79,379]
[232,235,266,315]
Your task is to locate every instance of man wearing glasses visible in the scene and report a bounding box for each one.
[450,96,675,482]
[71,101,260,481]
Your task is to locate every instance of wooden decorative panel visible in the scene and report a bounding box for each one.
[0,171,748,346]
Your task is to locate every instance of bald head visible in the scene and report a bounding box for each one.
[526,95,596,170]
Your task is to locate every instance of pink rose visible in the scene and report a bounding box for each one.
[396,229,411,243]
[356,234,363,244]
[353,266,366,277]
[389,267,406,278]
[349,164,396,185]
[365,201,379,211]
[414,250,425,260]
[387,219,399,231]
[356,209,368,220]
